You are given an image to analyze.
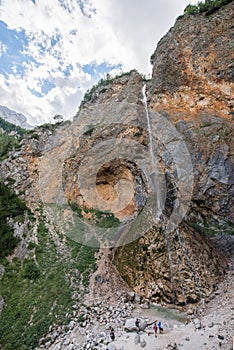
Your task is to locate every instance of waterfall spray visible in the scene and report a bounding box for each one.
[142,84,162,219]
[142,84,176,303]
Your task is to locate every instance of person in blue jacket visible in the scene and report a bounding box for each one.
[157,321,163,333]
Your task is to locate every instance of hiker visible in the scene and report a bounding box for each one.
[110,327,115,341]
[135,318,140,332]
[153,321,158,337]
[158,320,163,333]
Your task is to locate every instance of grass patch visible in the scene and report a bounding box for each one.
[70,204,120,229]
[190,215,234,236]
[0,219,73,350]
[67,237,99,287]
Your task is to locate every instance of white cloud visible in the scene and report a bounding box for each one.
[0,41,7,56]
[0,0,196,125]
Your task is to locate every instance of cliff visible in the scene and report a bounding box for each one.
[113,2,234,304]
[149,1,234,119]
[0,5,233,348]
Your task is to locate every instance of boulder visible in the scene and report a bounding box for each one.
[139,320,148,331]
[193,318,202,330]
[125,291,135,302]
[124,318,138,332]
[134,294,142,303]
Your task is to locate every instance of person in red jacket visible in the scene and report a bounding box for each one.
[153,321,158,337]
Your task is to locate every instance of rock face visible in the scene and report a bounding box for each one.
[0,3,233,307]
[149,2,234,120]
[112,4,233,305]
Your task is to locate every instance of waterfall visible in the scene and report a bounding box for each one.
[142,84,162,218]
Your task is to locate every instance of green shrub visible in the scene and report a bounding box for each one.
[77,314,85,323]
[23,259,40,280]
[69,202,83,217]
[0,182,30,260]
[0,223,19,259]
[29,132,39,140]
[0,117,26,136]
[184,4,199,14]
[83,125,96,136]
[0,134,21,160]
[184,0,233,15]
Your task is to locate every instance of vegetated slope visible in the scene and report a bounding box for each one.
[0,187,98,349]
[0,125,98,350]
[0,117,27,161]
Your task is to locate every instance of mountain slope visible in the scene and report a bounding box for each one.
[0,105,33,130]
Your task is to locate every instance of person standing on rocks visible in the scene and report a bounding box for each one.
[110,326,115,341]
[135,318,140,332]
[153,321,158,337]
[158,320,163,333]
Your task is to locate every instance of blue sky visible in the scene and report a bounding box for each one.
[0,0,195,125]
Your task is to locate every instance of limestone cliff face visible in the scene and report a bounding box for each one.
[0,3,233,305]
[149,1,234,120]
[148,2,233,230]
[113,3,233,304]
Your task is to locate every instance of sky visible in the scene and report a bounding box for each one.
[0,0,196,126]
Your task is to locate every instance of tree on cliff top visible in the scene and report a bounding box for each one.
[184,0,233,15]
